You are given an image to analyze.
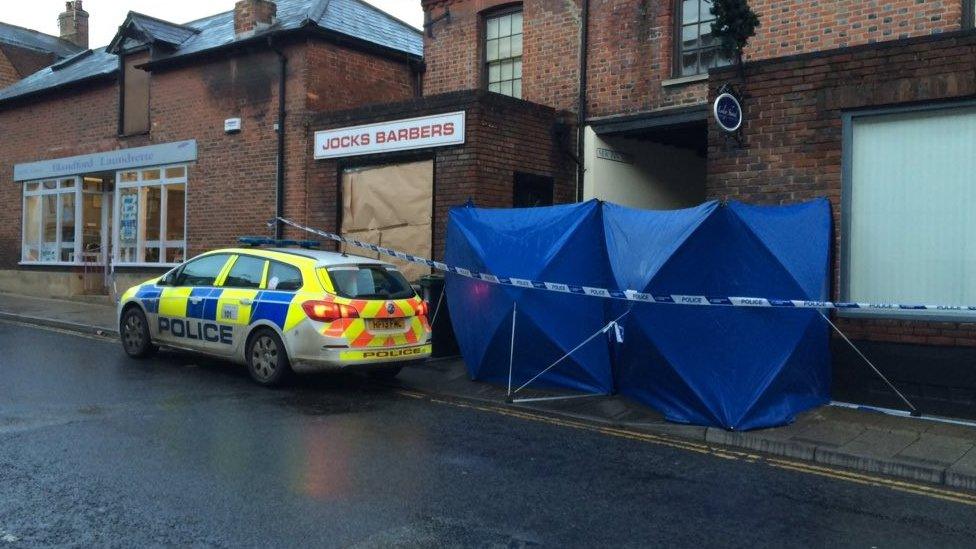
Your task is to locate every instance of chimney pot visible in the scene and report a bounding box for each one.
[234,0,277,37]
[58,0,89,49]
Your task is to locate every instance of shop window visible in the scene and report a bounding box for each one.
[674,0,732,77]
[121,55,150,135]
[513,172,554,208]
[843,104,976,318]
[485,8,523,98]
[22,178,80,263]
[115,165,187,266]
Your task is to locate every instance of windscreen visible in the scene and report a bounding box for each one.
[326,265,415,300]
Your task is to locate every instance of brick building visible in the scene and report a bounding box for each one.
[0,0,423,296]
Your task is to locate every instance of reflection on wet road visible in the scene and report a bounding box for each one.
[1,320,974,547]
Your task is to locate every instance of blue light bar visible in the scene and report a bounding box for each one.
[238,237,321,248]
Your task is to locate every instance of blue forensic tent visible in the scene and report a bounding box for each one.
[444,200,616,394]
[445,198,832,430]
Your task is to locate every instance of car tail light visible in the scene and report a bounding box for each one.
[302,300,359,322]
[415,300,429,317]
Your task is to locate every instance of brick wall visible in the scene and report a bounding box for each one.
[422,0,583,112]
[304,90,575,259]
[706,31,976,347]
[0,49,19,89]
[305,38,417,112]
[423,0,969,118]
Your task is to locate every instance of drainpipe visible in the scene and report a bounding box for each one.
[269,36,287,239]
[575,0,590,202]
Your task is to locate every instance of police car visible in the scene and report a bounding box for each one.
[117,239,432,386]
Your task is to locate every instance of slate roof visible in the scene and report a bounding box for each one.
[0,0,422,104]
[0,21,83,59]
[107,12,200,52]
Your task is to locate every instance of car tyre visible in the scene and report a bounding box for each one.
[120,307,158,359]
[246,328,292,387]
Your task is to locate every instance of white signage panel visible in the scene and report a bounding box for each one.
[314,112,466,159]
[14,140,197,181]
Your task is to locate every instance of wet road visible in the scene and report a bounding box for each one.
[1,320,975,548]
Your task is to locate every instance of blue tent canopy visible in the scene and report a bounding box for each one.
[445,198,832,430]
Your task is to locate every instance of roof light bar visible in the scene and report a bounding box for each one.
[238,236,321,249]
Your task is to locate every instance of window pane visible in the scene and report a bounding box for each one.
[83,178,101,192]
[176,254,230,287]
[142,169,161,181]
[82,192,103,259]
[498,36,511,59]
[487,17,499,39]
[61,193,76,245]
[118,188,139,263]
[120,171,139,183]
[513,79,522,99]
[500,80,513,96]
[165,166,186,179]
[142,186,162,242]
[497,14,511,37]
[700,48,716,70]
[682,0,699,24]
[514,60,522,78]
[681,52,699,76]
[42,180,57,190]
[145,247,161,263]
[488,62,501,83]
[512,33,523,56]
[26,182,39,193]
[488,82,501,93]
[165,247,185,264]
[23,195,40,260]
[166,184,186,241]
[61,178,75,189]
[700,24,716,47]
[501,60,513,80]
[682,24,698,50]
[512,12,523,34]
[486,38,499,61]
[268,262,303,291]
[224,256,267,289]
[41,195,57,261]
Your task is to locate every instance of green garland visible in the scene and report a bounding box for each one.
[709,0,760,64]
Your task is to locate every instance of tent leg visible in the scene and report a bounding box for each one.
[512,394,604,404]
[819,311,921,417]
[506,302,517,403]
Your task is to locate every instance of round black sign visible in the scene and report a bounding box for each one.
[713,93,743,133]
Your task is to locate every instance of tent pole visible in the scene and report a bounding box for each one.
[819,311,920,416]
[430,284,446,327]
[506,302,517,403]
[513,310,630,396]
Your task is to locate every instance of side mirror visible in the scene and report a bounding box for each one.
[158,269,178,286]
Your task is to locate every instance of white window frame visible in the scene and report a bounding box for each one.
[113,164,188,268]
[841,100,976,321]
[485,8,523,99]
[20,177,83,266]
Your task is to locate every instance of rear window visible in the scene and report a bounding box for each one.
[326,265,415,300]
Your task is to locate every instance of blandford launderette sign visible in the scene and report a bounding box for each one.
[13,140,198,181]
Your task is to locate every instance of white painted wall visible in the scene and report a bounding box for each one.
[582,126,706,210]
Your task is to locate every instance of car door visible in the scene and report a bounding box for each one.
[157,253,232,350]
[215,254,268,354]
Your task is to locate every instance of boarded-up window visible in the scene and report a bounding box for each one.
[341,160,433,281]
[122,56,149,135]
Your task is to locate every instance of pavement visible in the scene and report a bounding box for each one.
[2,291,976,494]
[3,321,976,547]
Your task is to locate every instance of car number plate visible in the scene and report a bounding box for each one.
[370,318,404,331]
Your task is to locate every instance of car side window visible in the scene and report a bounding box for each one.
[222,255,267,289]
[175,254,231,287]
[267,261,303,291]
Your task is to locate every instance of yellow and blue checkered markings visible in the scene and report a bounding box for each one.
[135,285,162,314]
[136,284,301,332]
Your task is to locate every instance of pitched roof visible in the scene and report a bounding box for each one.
[0,21,83,59]
[0,0,422,105]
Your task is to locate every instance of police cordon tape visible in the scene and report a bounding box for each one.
[276,217,976,313]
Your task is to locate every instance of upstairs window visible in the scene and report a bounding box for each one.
[121,55,150,135]
[485,8,523,99]
[675,0,732,77]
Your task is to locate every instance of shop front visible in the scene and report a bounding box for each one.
[302,90,576,278]
[11,140,196,296]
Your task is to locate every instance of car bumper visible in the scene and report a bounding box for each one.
[290,344,432,373]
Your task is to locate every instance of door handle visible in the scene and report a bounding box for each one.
[239,298,253,306]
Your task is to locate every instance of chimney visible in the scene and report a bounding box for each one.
[58,1,89,49]
[234,0,277,37]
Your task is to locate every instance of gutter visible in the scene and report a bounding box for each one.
[575,0,590,202]
[268,36,287,240]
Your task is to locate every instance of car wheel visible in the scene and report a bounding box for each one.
[246,328,291,387]
[367,365,403,379]
[120,307,157,359]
